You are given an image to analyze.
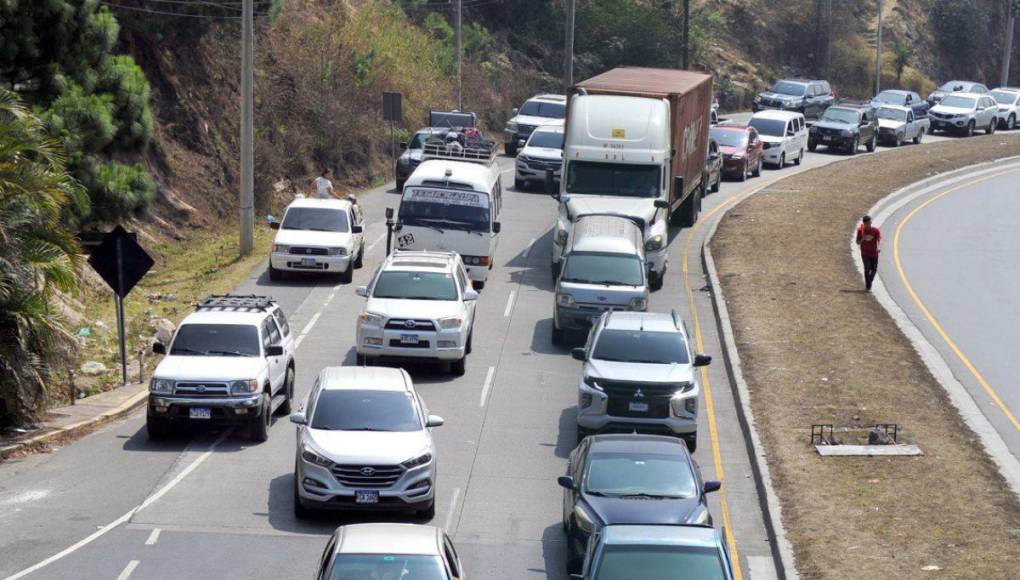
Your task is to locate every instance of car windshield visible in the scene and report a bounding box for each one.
[372,271,458,301]
[593,329,689,364]
[939,81,969,91]
[595,546,727,580]
[328,555,447,580]
[874,91,907,105]
[519,100,566,119]
[939,95,976,109]
[992,90,1019,105]
[770,81,807,96]
[281,208,349,233]
[566,161,660,198]
[528,130,563,149]
[747,118,787,137]
[399,187,491,232]
[877,107,908,121]
[820,108,859,124]
[709,128,747,148]
[169,324,260,357]
[311,390,422,432]
[585,451,698,498]
[561,253,644,287]
[408,132,430,149]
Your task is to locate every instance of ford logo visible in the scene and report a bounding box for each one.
[360,467,376,476]
[404,320,417,329]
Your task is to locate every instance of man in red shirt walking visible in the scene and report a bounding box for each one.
[856,215,881,290]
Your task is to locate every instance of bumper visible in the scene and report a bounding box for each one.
[931,118,969,131]
[148,393,263,424]
[357,325,467,361]
[721,157,747,177]
[555,304,633,331]
[296,459,435,511]
[877,129,903,143]
[270,252,350,273]
[575,384,697,435]
[761,147,785,162]
[810,133,853,148]
[516,162,562,182]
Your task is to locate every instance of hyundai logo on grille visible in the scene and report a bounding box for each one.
[634,388,645,398]
[360,467,376,476]
[404,320,417,329]
[305,248,312,254]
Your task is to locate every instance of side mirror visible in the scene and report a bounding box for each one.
[426,415,445,428]
[463,288,479,301]
[693,354,712,367]
[356,286,369,298]
[571,347,587,362]
[709,151,720,160]
[289,412,307,425]
[385,207,395,220]
[557,475,576,490]
[545,169,556,197]
[511,107,519,116]
[269,220,280,230]
[906,94,913,103]
[266,345,284,357]
[703,480,722,494]
[352,224,363,234]
[152,342,166,355]
[654,199,669,209]
[399,142,407,150]
[492,222,501,234]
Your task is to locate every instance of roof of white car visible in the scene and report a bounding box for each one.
[406,159,499,191]
[751,110,804,121]
[285,196,355,211]
[179,309,267,327]
[318,366,411,392]
[386,251,459,272]
[604,311,682,334]
[335,524,440,556]
[569,215,643,256]
[528,94,567,103]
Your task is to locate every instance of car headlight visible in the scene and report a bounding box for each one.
[273,244,289,253]
[439,316,464,329]
[841,129,852,136]
[784,98,797,106]
[692,508,711,525]
[583,376,603,391]
[359,312,385,326]
[327,247,347,256]
[507,122,519,132]
[402,452,433,469]
[556,293,576,307]
[574,505,596,533]
[301,447,334,468]
[231,379,259,395]
[627,297,647,311]
[644,234,664,252]
[150,378,174,394]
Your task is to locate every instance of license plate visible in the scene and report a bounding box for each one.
[189,407,211,420]
[629,402,649,413]
[355,490,379,504]
[300,257,316,267]
[400,334,420,345]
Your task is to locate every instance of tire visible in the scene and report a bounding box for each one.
[294,476,312,519]
[450,355,466,376]
[711,172,720,193]
[268,265,283,281]
[147,417,170,441]
[987,117,996,135]
[550,261,561,280]
[682,433,698,453]
[649,270,663,291]
[551,324,565,346]
[566,532,585,576]
[1009,115,1016,130]
[356,353,368,366]
[338,263,353,284]
[866,135,876,153]
[778,153,786,168]
[913,128,924,145]
[894,133,902,147]
[679,190,699,227]
[466,331,473,355]
[353,244,364,269]
[738,161,748,182]
[753,157,763,177]
[793,148,803,165]
[249,392,271,443]
[395,179,405,191]
[808,140,817,152]
[417,501,436,520]
[276,366,295,416]
[965,121,975,137]
[849,137,859,155]
[514,177,525,191]
[504,142,517,156]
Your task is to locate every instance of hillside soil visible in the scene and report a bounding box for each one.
[711,134,1020,578]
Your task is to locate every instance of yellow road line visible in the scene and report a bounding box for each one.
[892,168,1020,433]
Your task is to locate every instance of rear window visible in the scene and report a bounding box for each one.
[327,555,447,580]
[595,546,727,580]
[592,329,689,364]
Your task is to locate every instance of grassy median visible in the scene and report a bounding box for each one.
[711,134,1020,578]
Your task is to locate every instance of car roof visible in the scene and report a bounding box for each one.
[751,110,803,121]
[527,94,567,103]
[602,524,721,548]
[335,524,440,556]
[180,309,267,327]
[877,89,912,95]
[602,311,681,334]
[569,215,643,255]
[778,78,812,85]
[588,433,690,455]
[711,123,748,132]
[386,250,459,273]
[944,92,984,100]
[407,159,498,191]
[285,197,354,211]
[317,366,411,392]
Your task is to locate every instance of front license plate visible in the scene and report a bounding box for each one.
[821,135,832,142]
[189,407,211,420]
[629,402,649,413]
[300,257,316,267]
[400,334,420,345]
[355,490,379,504]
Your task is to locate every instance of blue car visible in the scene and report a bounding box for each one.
[871,89,929,120]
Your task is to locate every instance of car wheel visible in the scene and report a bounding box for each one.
[649,270,663,291]
[849,137,859,155]
[146,417,170,441]
[551,324,565,346]
[338,263,353,284]
[738,163,747,181]
[913,128,924,144]
[965,120,975,137]
[466,330,473,355]
[895,133,902,147]
[294,475,312,519]
[987,118,997,135]
[395,179,405,191]
[450,356,466,376]
[249,392,271,443]
[682,433,698,453]
[268,265,283,281]
[753,157,763,177]
[1009,115,1017,130]
[504,142,517,156]
[711,172,720,193]
[566,531,585,575]
[276,366,295,415]
[550,261,561,280]
[794,148,803,165]
[778,153,786,168]
[356,353,368,366]
[866,135,877,152]
[353,244,364,269]
[417,501,436,520]
[514,177,526,191]
[808,140,817,152]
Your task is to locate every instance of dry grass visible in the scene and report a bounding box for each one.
[711,134,1020,578]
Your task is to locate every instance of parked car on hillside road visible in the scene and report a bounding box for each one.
[808,102,878,154]
[748,110,807,168]
[268,197,365,283]
[876,105,929,146]
[515,124,564,190]
[991,87,1020,130]
[870,89,929,119]
[929,93,998,136]
[928,80,988,106]
[753,78,834,121]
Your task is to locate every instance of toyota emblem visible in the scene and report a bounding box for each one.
[404,320,417,329]
[360,467,376,476]
[196,385,207,393]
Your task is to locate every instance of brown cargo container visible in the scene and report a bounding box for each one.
[571,67,713,212]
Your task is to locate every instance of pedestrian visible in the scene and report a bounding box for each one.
[314,168,335,199]
[856,215,881,290]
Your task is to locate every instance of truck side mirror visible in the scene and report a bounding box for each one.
[654,199,669,209]
[385,207,394,220]
[693,354,712,367]
[545,169,557,198]
[356,286,369,298]
[557,475,576,490]
[493,222,501,234]
[703,480,722,494]
[399,142,407,150]
[511,107,519,116]
[571,347,586,362]
[266,345,284,357]
[289,412,307,425]
[152,342,166,355]
[352,224,363,234]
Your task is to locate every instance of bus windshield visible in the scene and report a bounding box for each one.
[399,187,491,232]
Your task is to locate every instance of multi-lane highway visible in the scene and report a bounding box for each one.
[0,127,955,580]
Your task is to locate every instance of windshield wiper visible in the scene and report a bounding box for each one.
[585,490,609,497]
[406,219,445,234]
[345,427,389,432]
[560,277,594,284]
[206,349,254,357]
[170,347,208,356]
[617,493,681,499]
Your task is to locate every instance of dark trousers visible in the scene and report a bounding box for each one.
[862,254,879,290]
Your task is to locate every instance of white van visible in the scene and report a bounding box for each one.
[748,110,808,168]
[396,140,502,289]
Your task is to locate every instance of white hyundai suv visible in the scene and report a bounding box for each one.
[355,251,478,375]
[929,92,999,136]
[290,366,444,519]
[268,196,365,283]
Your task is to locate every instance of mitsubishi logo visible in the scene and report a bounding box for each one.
[196,385,207,393]
[360,467,376,476]
[634,389,645,398]
[404,320,417,329]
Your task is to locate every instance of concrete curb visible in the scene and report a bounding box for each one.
[0,389,148,461]
[859,155,1020,498]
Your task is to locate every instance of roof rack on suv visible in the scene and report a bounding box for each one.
[834,99,873,108]
[422,131,498,164]
[197,294,275,312]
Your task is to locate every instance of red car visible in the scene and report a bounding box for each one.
[709,124,764,181]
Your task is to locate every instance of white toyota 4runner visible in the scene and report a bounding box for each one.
[148,295,296,442]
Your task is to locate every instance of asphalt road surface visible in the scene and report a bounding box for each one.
[883,164,1020,462]
[0,125,954,580]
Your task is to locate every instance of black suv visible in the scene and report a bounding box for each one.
[753,78,835,121]
[808,101,878,155]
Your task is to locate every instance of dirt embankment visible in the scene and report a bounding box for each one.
[711,135,1020,578]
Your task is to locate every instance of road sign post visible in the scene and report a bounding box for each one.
[383,92,403,182]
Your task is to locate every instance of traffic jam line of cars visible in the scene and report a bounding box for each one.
[142,68,1020,579]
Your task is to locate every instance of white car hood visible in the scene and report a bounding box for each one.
[520,145,562,161]
[565,196,657,229]
[154,355,265,382]
[586,359,695,384]
[274,229,352,248]
[878,118,906,130]
[931,105,973,116]
[758,134,785,145]
[365,298,464,321]
[307,428,431,465]
[512,115,564,128]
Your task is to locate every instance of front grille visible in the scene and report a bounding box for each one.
[385,319,436,331]
[174,382,230,397]
[523,157,561,171]
[930,112,955,121]
[600,380,686,420]
[517,124,537,135]
[389,339,430,348]
[332,464,405,488]
[289,247,328,256]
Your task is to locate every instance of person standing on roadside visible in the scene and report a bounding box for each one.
[856,215,881,290]
[314,168,335,199]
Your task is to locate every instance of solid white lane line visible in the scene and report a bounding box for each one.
[523,238,535,259]
[295,312,322,349]
[144,528,161,546]
[115,560,140,580]
[366,231,387,252]
[479,366,496,407]
[443,487,461,532]
[503,290,516,318]
[3,431,232,580]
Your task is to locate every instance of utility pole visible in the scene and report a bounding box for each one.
[1003,0,1017,86]
[875,0,883,95]
[682,0,690,69]
[455,0,462,110]
[564,0,575,91]
[239,0,254,256]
